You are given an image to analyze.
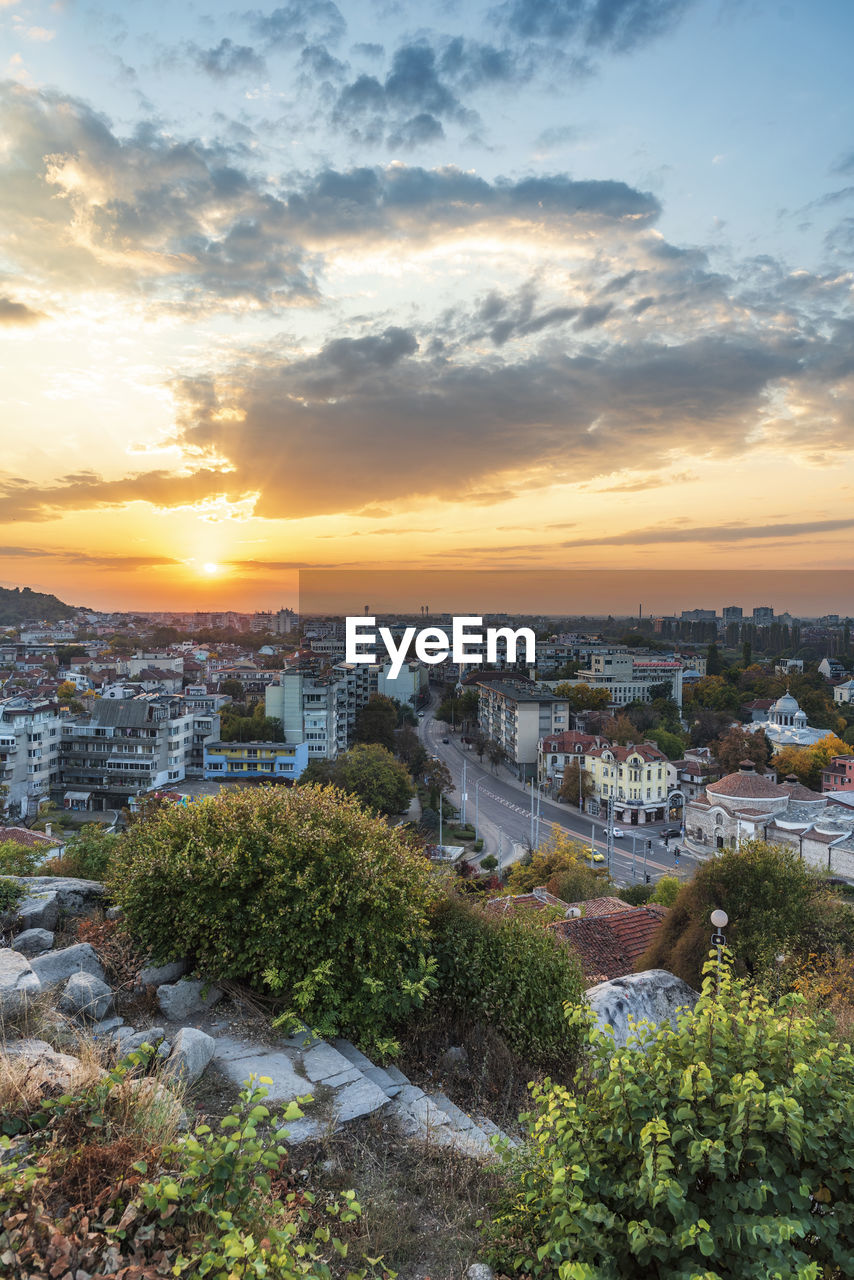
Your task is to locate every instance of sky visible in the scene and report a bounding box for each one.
[1,0,853,613]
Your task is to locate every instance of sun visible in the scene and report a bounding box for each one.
[202,562,220,575]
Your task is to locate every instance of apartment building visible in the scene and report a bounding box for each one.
[477,680,570,780]
[573,650,684,709]
[584,742,669,824]
[204,740,308,781]
[0,696,62,819]
[59,694,219,811]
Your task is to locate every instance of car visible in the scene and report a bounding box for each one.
[610,827,625,838]
[586,848,605,862]
[417,712,424,719]
[664,828,682,839]
[442,737,450,744]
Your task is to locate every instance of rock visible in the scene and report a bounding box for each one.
[156,978,222,1021]
[466,1264,495,1280]
[0,948,41,1015]
[91,1015,126,1037]
[59,972,113,1022]
[105,906,123,921]
[138,958,188,988]
[11,928,54,957]
[12,876,106,915]
[162,1027,216,1083]
[118,1026,171,1058]
[332,1076,390,1124]
[30,943,106,988]
[438,1045,469,1076]
[1,1039,92,1095]
[586,969,700,1048]
[15,890,59,932]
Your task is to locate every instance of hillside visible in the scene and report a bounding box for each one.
[0,585,78,625]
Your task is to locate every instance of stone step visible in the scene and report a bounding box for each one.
[362,1064,405,1097]
[473,1113,520,1149]
[331,1038,375,1071]
[427,1090,477,1132]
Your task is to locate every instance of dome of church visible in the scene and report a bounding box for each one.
[773,690,799,715]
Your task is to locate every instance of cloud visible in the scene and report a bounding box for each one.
[560,517,854,549]
[0,468,252,523]
[0,295,45,325]
[0,545,180,569]
[248,0,346,48]
[192,39,267,79]
[495,0,693,52]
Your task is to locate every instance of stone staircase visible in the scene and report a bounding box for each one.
[209,1026,518,1157]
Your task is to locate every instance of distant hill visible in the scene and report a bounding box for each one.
[0,586,78,625]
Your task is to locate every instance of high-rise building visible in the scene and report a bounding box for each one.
[722,606,743,625]
[753,606,774,626]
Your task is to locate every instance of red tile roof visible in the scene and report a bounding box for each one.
[549,906,668,982]
[566,895,633,917]
[485,888,572,917]
[0,826,61,850]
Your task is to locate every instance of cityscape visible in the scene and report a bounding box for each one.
[2,0,854,1276]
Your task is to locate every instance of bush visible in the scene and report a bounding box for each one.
[0,876,25,918]
[480,855,499,871]
[473,838,484,853]
[650,874,681,907]
[486,958,854,1279]
[430,895,585,1073]
[0,840,41,877]
[617,882,654,905]
[109,785,439,1051]
[42,824,119,882]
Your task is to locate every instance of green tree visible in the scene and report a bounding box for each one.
[423,756,453,813]
[109,785,438,1051]
[545,863,612,905]
[395,723,428,775]
[641,839,854,987]
[487,961,854,1280]
[219,678,243,700]
[650,873,681,907]
[335,743,413,815]
[706,640,722,674]
[645,726,686,759]
[354,693,398,751]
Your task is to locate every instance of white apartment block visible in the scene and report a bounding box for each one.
[0,697,62,820]
[573,651,684,709]
[477,680,570,780]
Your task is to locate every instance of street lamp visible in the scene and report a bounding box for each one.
[710,909,728,994]
[474,776,486,842]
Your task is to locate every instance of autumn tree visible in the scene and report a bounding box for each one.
[712,723,772,775]
[558,762,594,808]
[773,733,853,789]
[423,757,453,813]
[553,682,611,712]
[504,826,591,894]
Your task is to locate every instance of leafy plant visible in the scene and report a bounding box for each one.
[0,840,41,877]
[0,875,25,917]
[109,785,439,1052]
[430,895,584,1073]
[485,956,854,1279]
[42,823,119,881]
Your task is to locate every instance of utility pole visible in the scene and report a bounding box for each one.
[529,777,535,849]
[461,757,467,824]
[631,833,637,881]
[606,795,614,875]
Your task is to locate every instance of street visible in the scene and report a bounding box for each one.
[419,702,696,888]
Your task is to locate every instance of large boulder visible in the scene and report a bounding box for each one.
[15,889,59,932]
[30,942,106,988]
[14,876,106,914]
[1,1039,94,1095]
[163,1027,215,1083]
[59,972,113,1023]
[138,959,188,988]
[0,949,41,1016]
[157,978,222,1021]
[585,969,699,1048]
[11,928,54,957]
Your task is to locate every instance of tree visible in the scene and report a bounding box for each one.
[641,839,854,988]
[486,962,854,1280]
[553,682,611,712]
[504,827,591,894]
[334,743,413,815]
[712,723,772,775]
[56,680,79,702]
[353,694,398,751]
[545,863,611,905]
[557,762,594,808]
[395,724,428,775]
[645,727,686,759]
[109,785,438,1053]
[705,640,722,674]
[650,874,681,906]
[486,739,505,771]
[220,678,243,700]
[773,733,854,790]
[600,713,636,746]
[423,757,453,813]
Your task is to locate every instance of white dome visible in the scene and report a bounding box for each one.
[774,691,799,714]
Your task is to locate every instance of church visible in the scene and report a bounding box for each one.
[747,688,826,752]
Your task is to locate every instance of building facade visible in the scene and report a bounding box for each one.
[203,740,308,781]
[0,696,62,820]
[477,680,570,779]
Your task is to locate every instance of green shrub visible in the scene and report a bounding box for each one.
[0,876,25,918]
[43,824,119,881]
[650,874,681,907]
[480,855,499,871]
[473,838,484,853]
[430,895,585,1072]
[0,840,41,877]
[109,785,439,1052]
[486,958,854,1279]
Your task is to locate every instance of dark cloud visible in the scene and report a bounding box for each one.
[387,113,445,149]
[0,295,45,325]
[299,43,347,77]
[0,545,181,569]
[248,0,346,48]
[193,39,267,79]
[496,0,693,52]
[560,517,854,549]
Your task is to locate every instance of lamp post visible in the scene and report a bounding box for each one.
[474,776,486,842]
[710,908,728,995]
[461,757,467,824]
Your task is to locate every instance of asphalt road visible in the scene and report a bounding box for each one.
[419,703,695,887]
